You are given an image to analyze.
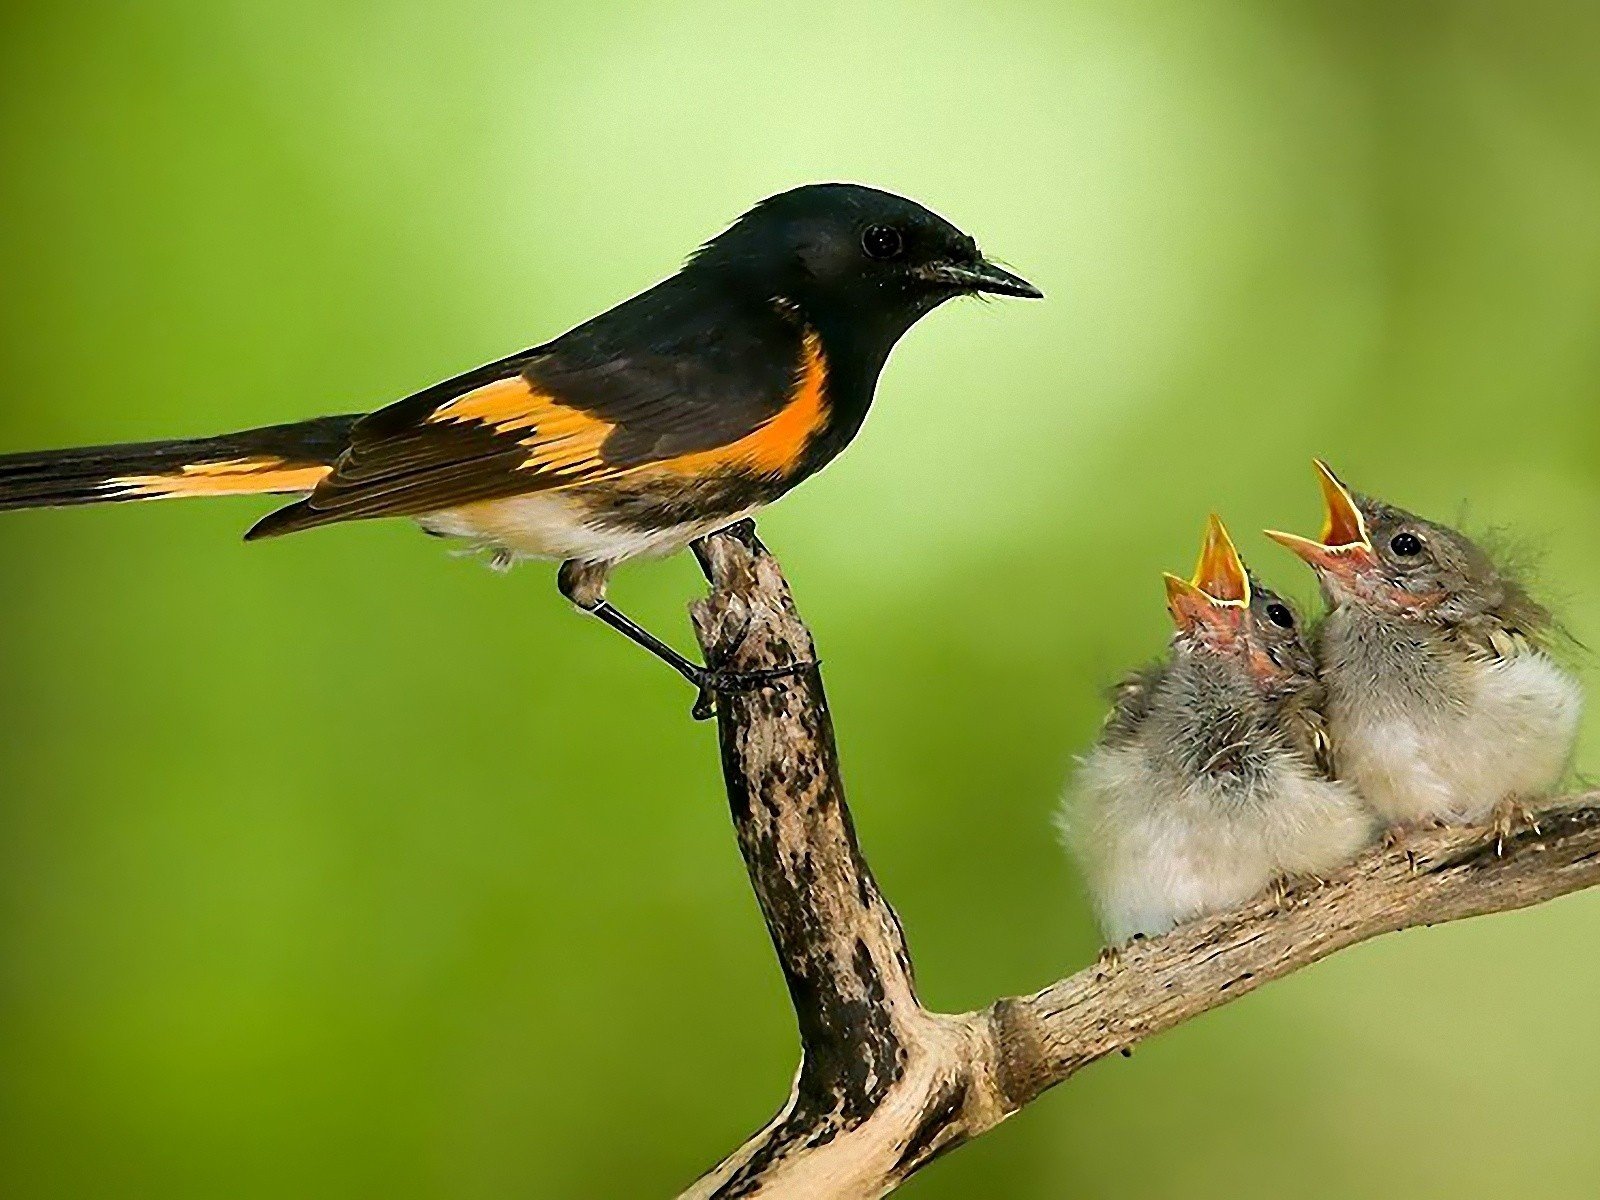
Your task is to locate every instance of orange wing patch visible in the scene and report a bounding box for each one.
[426,330,829,486]
[429,376,617,479]
[108,457,331,499]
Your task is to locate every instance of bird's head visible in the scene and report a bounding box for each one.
[1164,515,1314,687]
[1265,461,1526,624]
[688,183,1040,335]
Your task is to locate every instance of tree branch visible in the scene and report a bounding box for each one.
[678,525,1600,1200]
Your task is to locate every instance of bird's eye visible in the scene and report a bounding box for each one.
[1390,532,1424,557]
[861,224,904,261]
[1265,602,1295,629]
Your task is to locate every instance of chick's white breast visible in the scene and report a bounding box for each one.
[1062,739,1372,943]
[1328,634,1582,826]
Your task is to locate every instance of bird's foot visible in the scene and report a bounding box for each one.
[687,590,816,719]
[1095,935,1144,976]
[1490,798,1541,857]
[1381,825,1425,873]
[689,661,818,721]
[1270,874,1326,912]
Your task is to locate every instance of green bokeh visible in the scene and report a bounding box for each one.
[3,1,1599,1196]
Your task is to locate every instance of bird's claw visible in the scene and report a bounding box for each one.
[1490,799,1540,857]
[689,661,819,721]
[688,593,817,719]
[1271,873,1331,913]
[1382,826,1421,873]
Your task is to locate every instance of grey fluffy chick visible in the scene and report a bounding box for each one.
[1063,516,1375,944]
[1266,461,1582,831]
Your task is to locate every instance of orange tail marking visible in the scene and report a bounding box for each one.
[108,457,332,499]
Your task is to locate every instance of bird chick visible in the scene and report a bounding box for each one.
[1063,516,1375,944]
[1266,461,1583,832]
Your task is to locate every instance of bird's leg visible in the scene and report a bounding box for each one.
[1490,797,1541,857]
[589,599,709,685]
[557,559,810,720]
[559,558,708,685]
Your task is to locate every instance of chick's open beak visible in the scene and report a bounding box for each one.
[1165,515,1251,636]
[1264,459,1376,577]
[1193,513,1250,603]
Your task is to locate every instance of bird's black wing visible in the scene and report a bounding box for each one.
[247,291,818,539]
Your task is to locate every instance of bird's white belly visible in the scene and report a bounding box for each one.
[1063,745,1373,943]
[419,493,759,565]
[1335,651,1582,826]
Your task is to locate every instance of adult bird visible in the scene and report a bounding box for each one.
[0,183,1040,712]
[1266,461,1582,839]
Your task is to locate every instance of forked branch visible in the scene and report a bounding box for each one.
[678,524,1600,1200]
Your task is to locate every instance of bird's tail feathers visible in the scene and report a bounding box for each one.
[0,414,361,512]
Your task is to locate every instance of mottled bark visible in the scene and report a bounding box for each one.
[679,524,1600,1200]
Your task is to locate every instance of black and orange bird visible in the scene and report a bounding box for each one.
[0,183,1039,710]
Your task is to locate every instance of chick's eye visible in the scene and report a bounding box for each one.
[1265,602,1295,629]
[1390,532,1424,557]
[861,224,904,261]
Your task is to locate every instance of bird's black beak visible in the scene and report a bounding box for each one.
[916,259,1043,299]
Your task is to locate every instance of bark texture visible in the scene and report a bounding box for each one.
[679,524,1600,1200]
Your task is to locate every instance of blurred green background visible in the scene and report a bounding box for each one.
[3,1,1599,1196]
